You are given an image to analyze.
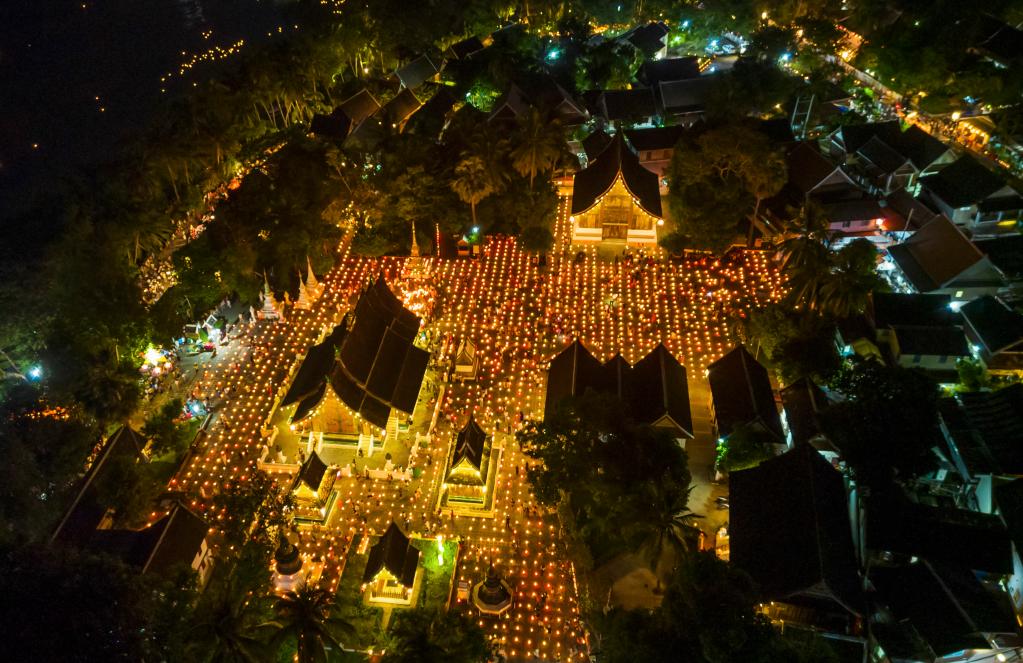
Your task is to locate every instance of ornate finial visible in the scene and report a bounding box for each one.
[411,221,421,258]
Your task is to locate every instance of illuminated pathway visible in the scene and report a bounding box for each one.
[171,197,784,661]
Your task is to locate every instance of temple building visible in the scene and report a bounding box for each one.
[569,133,663,246]
[291,451,337,522]
[279,276,429,454]
[440,415,498,515]
[361,522,422,607]
[453,338,480,382]
[544,340,694,442]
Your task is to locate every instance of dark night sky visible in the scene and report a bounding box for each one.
[0,0,287,213]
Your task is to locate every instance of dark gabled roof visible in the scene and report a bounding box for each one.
[407,87,457,139]
[544,341,693,437]
[871,560,1019,658]
[338,89,382,124]
[947,383,1023,476]
[636,57,701,86]
[310,108,353,141]
[730,445,863,615]
[756,118,796,144]
[707,345,783,440]
[452,415,488,472]
[282,334,341,407]
[51,425,147,546]
[395,54,441,89]
[869,292,955,329]
[327,276,427,428]
[865,488,1013,573]
[622,22,670,55]
[961,295,1023,354]
[893,325,970,357]
[382,88,422,127]
[976,18,1023,63]
[894,124,953,171]
[787,142,850,195]
[449,35,484,59]
[624,125,685,153]
[857,135,913,175]
[582,128,612,160]
[599,88,657,122]
[834,120,903,155]
[88,503,208,576]
[975,234,1023,279]
[627,344,694,438]
[363,522,419,587]
[780,379,831,449]
[292,381,327,424]
[531,76,587,123]
[824,198,883,224]
[489,84,530,122]
[658,77,713,115]
[571,133,661,217]
[880,188,938,231]
[886,215,990,291]
[921,155,1009,208]
[298,451,329,489]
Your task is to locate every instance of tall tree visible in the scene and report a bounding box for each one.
[451,154,505,229]
[509,108,566,190]
[187,581,275,663]
[381,608,492,663]
[271,586,353,663]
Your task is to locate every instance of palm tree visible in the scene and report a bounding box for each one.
[780,203,833,310]
[188,584,275,663]
[450,155,502,229]
[381,608,492,663]
[509,108,566,189]
[818,239,888,318]
[629,477,703,593]
[271,586,353,663]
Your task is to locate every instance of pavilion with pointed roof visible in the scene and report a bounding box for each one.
[361,522,423,606]
[440,415,499,515]
[290,450,338,522]
[544,340,694,441]
[279,275,429,454]
[569,133,662,246]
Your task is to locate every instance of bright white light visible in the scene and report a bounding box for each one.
[28,366,42,380]
[144,347,162,365]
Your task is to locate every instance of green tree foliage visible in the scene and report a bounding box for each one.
[0,543,196,662]
[742,303,841,385]
[381,608,493,663]
[270,586,354,663]
[820,357,941,486]
[186,579,276,663]
[142,398,191,458]
[956,356,991,392]
[666,123,787,254]
[715,423,777,473]
[509,108,568,189]
[597,551,840,663]
[518,392,693,563]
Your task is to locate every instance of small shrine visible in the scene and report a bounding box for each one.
[272,533,306,593]
[439,415,498,515]
[453,338,479,382]
[258,274,282,320]
[291,451,337,521]
[361,522,422,607]
[472,564,514,615]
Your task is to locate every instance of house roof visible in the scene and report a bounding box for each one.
[658,77,713,115]
[869,292,955,329]
[865,488,1013,573]
[452,415,488,473]
[571,133,662,218]
[730,445,863,615]
[582,128,613,160]
[976,17,1023,63]
[624,125,685,153]
[449,35,485,60]
[787,142,850,195]
[756,118,796,144]
[894,124,953,171]
[871,560,1019,658]
[383,88,422,127]
[636,57,701,86]
[363,522,419,587]
[879,188,938,231]
[338,89,382,124]
[406,87,457,139]
[975,234,1023,279]
[780,379,832,450]
[489,84,530,122]
[88,503,208,577]
[51,425,147,546]
[707,345,783,440]
[309,108,353,141]
[298,451,329,489]
[943,383,1023,476]
[886,215,989,291]
[834,120,903,155]
[824,198,883,224]
[995,479,1023,556]
[921,155,1009,208]
[598,88,658,121]
[893,325,970,357]
[395,54,441,89]
[544,340,693,437]
[961,295,1023,354]
[857,135,912,175]
[622,22,669,55]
